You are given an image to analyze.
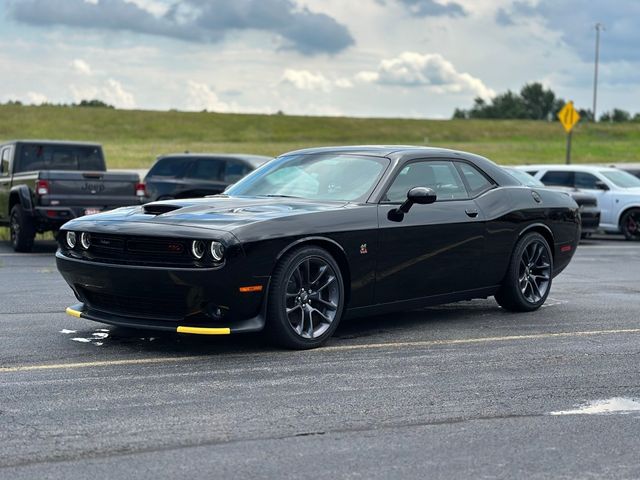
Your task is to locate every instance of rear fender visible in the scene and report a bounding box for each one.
[9,185,34,214]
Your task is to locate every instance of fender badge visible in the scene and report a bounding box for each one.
[531,191,542,203]
[360,243,368,255]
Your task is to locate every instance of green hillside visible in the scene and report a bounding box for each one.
[1,105,639,168]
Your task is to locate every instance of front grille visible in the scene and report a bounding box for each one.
[80,287,189,319]
[62,233,206,268]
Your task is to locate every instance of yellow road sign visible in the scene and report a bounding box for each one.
[558,101,580,133]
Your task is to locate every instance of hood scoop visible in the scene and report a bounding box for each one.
[143,203,183,215]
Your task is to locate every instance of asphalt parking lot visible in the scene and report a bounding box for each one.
[1,235,640,479]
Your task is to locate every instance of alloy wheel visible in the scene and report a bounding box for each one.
[284,257,340,339]
[518,240,551,303]
[623,212,640,239]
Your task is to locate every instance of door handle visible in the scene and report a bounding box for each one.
[465,208,479,218]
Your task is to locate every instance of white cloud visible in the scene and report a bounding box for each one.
[281,69,333,92]
[280,69,355,92]
[71,58,92,75]
[358,52,495,99]
[355,71,380,83]
[335,77,353,89]
[26,91,48,104]
[185,81,231,112]
[103,79,135,108]
[70,78,136,108]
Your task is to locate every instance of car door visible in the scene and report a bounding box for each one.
[375,159,487,304]
[0,145,12,222]
[573,171,614,226]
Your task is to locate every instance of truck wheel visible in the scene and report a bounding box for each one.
[10,204,36,253]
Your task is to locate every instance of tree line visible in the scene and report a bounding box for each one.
[2,99,114,109]
[453,82,640,123]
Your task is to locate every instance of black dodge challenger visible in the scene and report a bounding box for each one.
[56,146,580,349]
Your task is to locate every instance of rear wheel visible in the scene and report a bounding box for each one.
[266,246,345,349]
[495,232,553,312]
[10,204,36,253]
[620,209,640,241]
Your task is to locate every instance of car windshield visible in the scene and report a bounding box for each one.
[226,153,390,202]
[505,168,544,187]
[600,170,640,188]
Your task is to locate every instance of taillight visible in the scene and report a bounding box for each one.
[135,182,146,197]
[36,180,50,195]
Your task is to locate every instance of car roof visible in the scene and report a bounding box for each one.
[157,153,271,167]
[2,139,102,148]
[281,145,521,187]
[282,145,468,158]
[516,164,619,173]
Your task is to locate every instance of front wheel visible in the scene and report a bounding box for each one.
[620,209,640,241]
[10,204,36,253]
[495,232,553,312]
[266,246,345,349]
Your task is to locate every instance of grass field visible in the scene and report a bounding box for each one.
[1,105,639,169]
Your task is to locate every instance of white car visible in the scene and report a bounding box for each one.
[516,165,640,240]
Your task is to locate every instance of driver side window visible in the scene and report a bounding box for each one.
[383,160,468,203]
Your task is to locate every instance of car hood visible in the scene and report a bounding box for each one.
[615,187,640,196]
[66,196,350,232]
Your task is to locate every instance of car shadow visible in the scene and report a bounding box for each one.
[64,300,513,356]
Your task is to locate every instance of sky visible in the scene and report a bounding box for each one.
[0,0,638,118]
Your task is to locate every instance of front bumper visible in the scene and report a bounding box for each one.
[65,304,264,334]
[56,251,268,334]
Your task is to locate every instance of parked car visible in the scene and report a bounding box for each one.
[143,153,271,202]
[504,167,600,238]
[517,165,640,240]
[0,140,145,252]
[57,146,580,349]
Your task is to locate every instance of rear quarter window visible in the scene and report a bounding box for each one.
[457,163,494,196]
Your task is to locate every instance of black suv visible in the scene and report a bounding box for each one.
[143,153,271,202]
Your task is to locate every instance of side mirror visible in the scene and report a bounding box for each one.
[388,187,437,222]
[594,181,609,191]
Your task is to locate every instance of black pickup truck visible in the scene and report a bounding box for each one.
[0,140,145,252]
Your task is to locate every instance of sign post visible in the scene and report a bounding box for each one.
[557,101,581,164]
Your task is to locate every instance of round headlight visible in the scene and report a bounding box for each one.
[66,231,77,249]
[80,232,91,250]
[210,241,225,262]
[191,240,206,259]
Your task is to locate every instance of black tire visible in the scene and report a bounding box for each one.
[9,204,36,253]
[620,209,640,241]
[265,246,345,349]
[495,232,553,312]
